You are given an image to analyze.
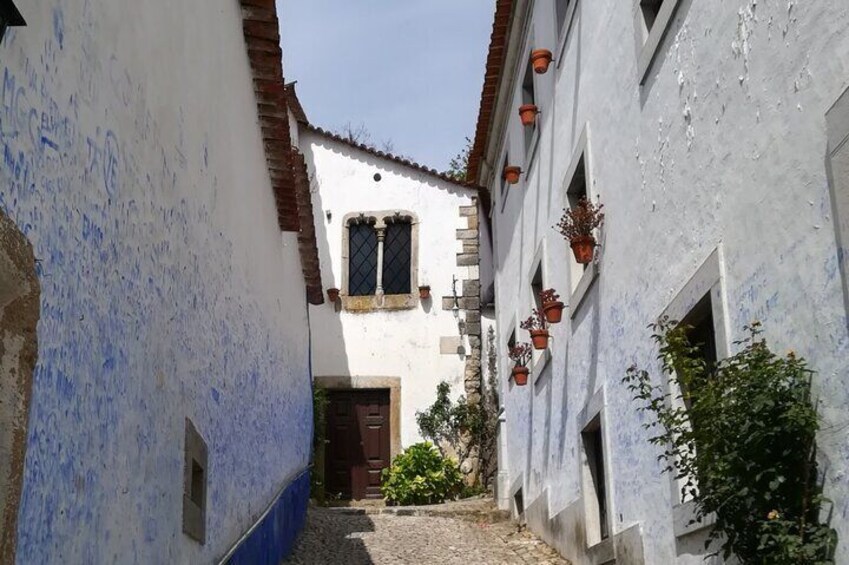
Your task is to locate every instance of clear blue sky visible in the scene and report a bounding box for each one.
[279,1,495,171]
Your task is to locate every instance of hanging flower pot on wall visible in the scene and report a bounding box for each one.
[419,285,431,300]
[503,166,522,185]
[518,104,538,127]
[570,236,597,265]
[531,49,553,74]
[512,366,529,386]
[529,329,550,350]
[557,197,605,266]
[539,289,565,324]
[327,288,340,302]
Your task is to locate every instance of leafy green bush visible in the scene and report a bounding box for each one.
[381,442,463,506]
[310,387,329,504]
[624,320,836,563]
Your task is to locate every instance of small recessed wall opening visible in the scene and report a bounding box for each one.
[640,0,664,33]
[582,415,610,546]
[183,419,208,544]
[522,62,536,152]
[513,488,524,518]
[566,154,591,284]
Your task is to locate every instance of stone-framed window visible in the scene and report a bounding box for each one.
[577,386,614,556]
[0,1,25,43]
[661,247,730,538]
[182,418,208,544]
[341,210,419,312]
[634,0,682,84]
[562,125,599,319]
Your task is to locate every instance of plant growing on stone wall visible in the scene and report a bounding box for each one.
[556,197,604,264]
[520,309,550,350]
[416,372,500,492]
[622,320,837,563]
[381,442,464,506]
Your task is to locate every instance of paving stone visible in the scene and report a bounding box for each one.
[286,503,571,565]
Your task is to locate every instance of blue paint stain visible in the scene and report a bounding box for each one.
[211,387,220,404]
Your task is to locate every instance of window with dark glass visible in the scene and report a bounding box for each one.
[555,0,572,37]
[582,416,610,543]
[348,223,378,296]
[382,221,411,295]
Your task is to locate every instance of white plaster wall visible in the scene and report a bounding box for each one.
[300,130,478,447]
[489,1,849,563]
[0,1,312,562]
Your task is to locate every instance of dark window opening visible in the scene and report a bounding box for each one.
[190,460,204,507]
[566,155,590,272]
[500,150,511,212]
[382,221,412,295]
[183,419,208,544]
[556,0,572,37]
[640,0,664,33]
[349,222,378,296]
[513,488,524,517]
[0,1,25,43]
[522,63,536,151]
[531,263,544,313]
[583,417,609,542]
[678,293,718,411]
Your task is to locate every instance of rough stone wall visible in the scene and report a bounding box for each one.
[457,200,483,484]
[0,209,39,564]
[0,2,312,562]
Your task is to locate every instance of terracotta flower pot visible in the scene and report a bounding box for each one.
[530,329,550,350]
[419,286,431,300]
[570,236,596,264]
[503,166,521,185]
[512,366,529,386]
[531,49,553,74]
[327,288,340,302]
[518,104,538,126]
[542,301,565,324]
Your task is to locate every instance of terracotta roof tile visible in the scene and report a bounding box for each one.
[467,0,514,186]
[240,0,324,303]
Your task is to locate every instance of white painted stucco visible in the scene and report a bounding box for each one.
[484,1,849,563]
[0,2,313,562]
[298,128,479,447]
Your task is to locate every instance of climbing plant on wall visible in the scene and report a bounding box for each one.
[623,320,836,563]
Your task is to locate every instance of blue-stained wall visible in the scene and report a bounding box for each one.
[1,1,311,563]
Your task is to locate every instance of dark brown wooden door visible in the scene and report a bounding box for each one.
[325,389,391,500]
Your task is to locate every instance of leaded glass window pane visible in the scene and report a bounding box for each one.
[348,223,378,296]
[382,222,411,295]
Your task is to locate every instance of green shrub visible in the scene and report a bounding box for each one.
[623,320,836,563]
[381,442,464,506]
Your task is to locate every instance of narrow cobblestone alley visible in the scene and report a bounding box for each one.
[285,506,570,564]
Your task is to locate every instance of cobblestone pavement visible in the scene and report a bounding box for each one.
[285,505,570,564]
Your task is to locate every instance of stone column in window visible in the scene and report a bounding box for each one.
[375,223,386,295]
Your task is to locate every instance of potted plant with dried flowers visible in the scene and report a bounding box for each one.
[531,49,553,74]
[419,285,431,300]
[556,197,604,264]
[518,104,539,127]
[503,165,522,185]
[521,309,550,350]
[539,289,565,324]
[509,343,533,386]
[327,288,340,302]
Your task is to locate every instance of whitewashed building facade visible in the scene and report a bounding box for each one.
[469,0,849,563]
[286,87,492,499]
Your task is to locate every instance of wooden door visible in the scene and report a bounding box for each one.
[325,390,391,500]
